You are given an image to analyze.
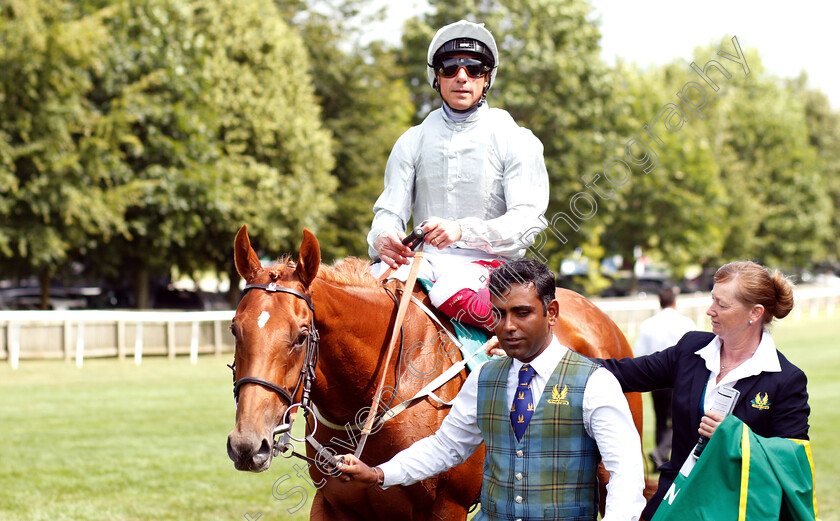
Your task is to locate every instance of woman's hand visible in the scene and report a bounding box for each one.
[698,410,725,439]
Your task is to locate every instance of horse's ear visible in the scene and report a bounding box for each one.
[295,228,320,288]
[234,225,262,280]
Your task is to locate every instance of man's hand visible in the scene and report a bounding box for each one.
[484,336,506,357]
[335,454,382,488]
[374,231,414,269]
[698,410,724,439]
[422,217,461,249]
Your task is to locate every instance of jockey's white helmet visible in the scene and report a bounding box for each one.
[426,20,499,91]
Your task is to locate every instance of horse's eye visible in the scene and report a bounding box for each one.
[229,324,236,338]
[294,330,308,347]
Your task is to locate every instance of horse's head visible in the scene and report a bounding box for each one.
[226,225,320,472]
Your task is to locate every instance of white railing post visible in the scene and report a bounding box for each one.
[134,321,144,365]
[117,321,126,360]
[214,320,223,357]
[75,322,85,368]
[167,321,176,359]
[9,322,20,370]
[190,321,199,364]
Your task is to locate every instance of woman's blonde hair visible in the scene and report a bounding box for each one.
[714,261,794,325]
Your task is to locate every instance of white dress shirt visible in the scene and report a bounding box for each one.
[695,329,782,411]
[378,336,646,521]
[634,307,696,357]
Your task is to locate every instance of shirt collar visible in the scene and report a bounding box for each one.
[440,101,487,125]
[510,335,568,379]
[695,330,781,379]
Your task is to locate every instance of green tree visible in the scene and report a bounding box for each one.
[600,61,728,283]
[81,0,336,307]
[0,0,141,307]
[704,48,831,269]
[790,74,840,267]
[276,0,414,261]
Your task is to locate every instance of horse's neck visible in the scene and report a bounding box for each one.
[309,279,400,413]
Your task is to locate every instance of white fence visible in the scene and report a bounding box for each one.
[594,285,839,340]
[0,310,235,369]
[2,285,838,369]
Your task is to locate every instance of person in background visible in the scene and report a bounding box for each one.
[367,20,548,329]
[634,286,696,468]
[336,258,646,521]
[597,260,809,521]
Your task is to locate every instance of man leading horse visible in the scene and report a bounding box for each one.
[338,258,646,521]
[368,20,549,329]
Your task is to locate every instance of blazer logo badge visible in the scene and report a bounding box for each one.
[750,392,770,410]
[547,384,569,405]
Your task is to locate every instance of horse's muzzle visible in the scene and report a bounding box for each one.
[227,429,273,472]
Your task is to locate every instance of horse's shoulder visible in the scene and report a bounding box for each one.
[554,287,603,313]
[551,287,632,360]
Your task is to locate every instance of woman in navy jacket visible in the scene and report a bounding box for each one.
[598,261,810,521]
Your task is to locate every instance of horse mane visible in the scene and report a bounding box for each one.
[272,255,385,289]
[318,257,383,288]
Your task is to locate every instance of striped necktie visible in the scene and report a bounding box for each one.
[511,364,537,441]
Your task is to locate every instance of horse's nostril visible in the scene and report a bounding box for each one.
[252,437,272,466]
[226,436,238,462]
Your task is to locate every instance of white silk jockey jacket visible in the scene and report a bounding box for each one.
[367,103,549,261]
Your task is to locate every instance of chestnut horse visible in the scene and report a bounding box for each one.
[227,226,644,521]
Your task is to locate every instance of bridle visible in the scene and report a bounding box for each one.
[230,282,318,409]
[229,282,335,469]
[227,279,412,474]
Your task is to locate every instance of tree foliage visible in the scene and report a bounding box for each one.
[82,0,336,306]
[602,61,727,278]
[1,1,839,307]
[0,0,145,305]
[277,0,414,261]
[698,45,832,269]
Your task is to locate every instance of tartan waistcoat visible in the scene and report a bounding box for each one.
[476,350,600,521]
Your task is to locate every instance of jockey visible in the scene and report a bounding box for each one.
[368,20,549,329]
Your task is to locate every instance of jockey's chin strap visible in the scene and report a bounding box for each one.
[229,283,341,473]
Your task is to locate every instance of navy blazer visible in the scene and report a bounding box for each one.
[598,330,809,520]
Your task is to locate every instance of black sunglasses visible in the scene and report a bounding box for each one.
[437,57,490,78]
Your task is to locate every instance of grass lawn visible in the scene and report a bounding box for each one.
[1,314,837,520]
